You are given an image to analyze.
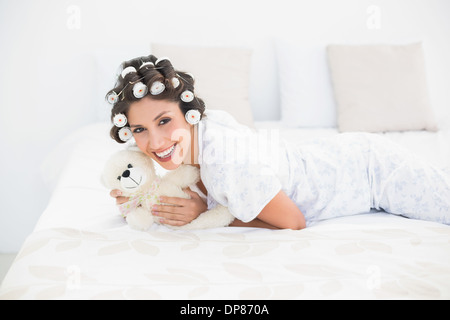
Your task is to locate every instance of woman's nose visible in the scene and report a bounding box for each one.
[148,134,166,151]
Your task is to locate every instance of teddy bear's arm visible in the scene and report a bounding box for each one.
[172,205,234,230]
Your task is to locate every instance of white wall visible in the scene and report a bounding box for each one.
[1,0,449,252]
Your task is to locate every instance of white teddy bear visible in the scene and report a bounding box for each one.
[102,148,234,231]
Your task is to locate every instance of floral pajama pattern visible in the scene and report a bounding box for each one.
[287,133,450,225]
[199,110,450,226]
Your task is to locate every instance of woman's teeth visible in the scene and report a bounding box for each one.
[155,144,176,159]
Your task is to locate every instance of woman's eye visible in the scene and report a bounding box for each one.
[159,118,171,126]
[132,127,145,134]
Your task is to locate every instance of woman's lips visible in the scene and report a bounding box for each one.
[153,143,177,162]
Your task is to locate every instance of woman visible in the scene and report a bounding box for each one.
[107,54,450,230]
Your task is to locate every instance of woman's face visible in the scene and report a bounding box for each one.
[127,97,191,170]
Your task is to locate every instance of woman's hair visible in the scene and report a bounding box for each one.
[106,54,206,143]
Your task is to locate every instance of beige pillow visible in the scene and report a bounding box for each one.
[151,43,254,127]
[327,43,437,132]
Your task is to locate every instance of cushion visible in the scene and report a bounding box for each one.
[151,43,254,127]
[327,43,437,132]
[277,39,337,128]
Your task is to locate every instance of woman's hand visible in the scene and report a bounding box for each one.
[152,188,207,227]
[110,189,130,205]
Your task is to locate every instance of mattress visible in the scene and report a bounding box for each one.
[1,122,450,299]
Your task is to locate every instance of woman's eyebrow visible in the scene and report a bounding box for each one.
[153,111,170,121]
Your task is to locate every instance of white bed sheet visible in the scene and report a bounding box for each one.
[1,122,450,299]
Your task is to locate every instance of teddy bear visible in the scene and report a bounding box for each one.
[102,147,235,231]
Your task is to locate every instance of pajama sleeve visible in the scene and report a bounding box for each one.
[198,109,283,222]
[201,162,282,223]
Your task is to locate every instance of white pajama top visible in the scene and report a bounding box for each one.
[198,110,450,226]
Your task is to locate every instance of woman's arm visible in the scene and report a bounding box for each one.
[112,188,305,230]
[157,189,306,230]
[253,190,306,230]
[230,191,305,230]
[153,189,305,230]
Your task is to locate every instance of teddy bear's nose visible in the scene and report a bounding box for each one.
[122,170,130,178]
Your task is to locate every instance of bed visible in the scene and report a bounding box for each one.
[1,121,449,300]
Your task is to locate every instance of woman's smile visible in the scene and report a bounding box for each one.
[153,143,177,162]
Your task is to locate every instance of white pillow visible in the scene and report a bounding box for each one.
[327,43,438,132]
[151,43,254,127]
[277,39,337,128]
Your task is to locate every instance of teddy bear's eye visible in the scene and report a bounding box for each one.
[117,176,121,181]
[127,164,133,168]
